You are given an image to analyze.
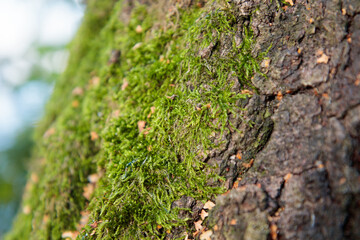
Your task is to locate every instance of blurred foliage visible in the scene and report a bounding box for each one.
[0,127,33,236]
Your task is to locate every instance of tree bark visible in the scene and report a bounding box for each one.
[6,0,360,239]
[209,0,360,239]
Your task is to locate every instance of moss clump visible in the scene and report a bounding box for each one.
[6,0,267,239]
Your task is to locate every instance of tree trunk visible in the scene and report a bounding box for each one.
[6,0,360,239]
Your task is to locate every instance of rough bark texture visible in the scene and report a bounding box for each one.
[6,0,360,239]
[209,0,360,239]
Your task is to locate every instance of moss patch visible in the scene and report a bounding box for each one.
[6,0,268,239]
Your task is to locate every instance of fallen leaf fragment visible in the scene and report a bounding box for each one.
[203,201,216,210]
[23,205,31,214]
[317,54,329,64]
[43,214,50,224]
[91,131,99,141]
[166,94,177,100]
[221,190,230,196]
[262,59,270,68]
[230,219,237,225]
[285,0,294,6]
[44,127,56,138]
[232,180,239,189]
[147,106,156,118]
[89,76,100,87]
[200,230,213,240]
[316,49,323,56]
[91,221,98,228]
[274,207,285,217]
[276,91,283,101]
[72,87,84,96]
[316,161,325,169]
[61,231,79,239]
[339,177,347,185]
[196,104,202,111]
[31,173,39,183]
[200,209,208,220]
[355,74,360,86]
[132,42,142,50]
[241,89,253,95]
[135,25,143,33]
[284,173,292,183]
[138,121,146,133]
[88,173,100,184]
[194,220,203,232]
[143,127,151,135]
[72,100,79,108]
[242,159,254,168]
[111,110,120,118]
[121,78,129,90]
[83,183,95,200]
[184,232,189,240]
[196,2,204,7]
[78,211,90,229]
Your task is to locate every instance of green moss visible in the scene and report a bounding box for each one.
[6,0,268,239]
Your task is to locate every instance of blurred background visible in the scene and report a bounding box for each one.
[0,0,84,237]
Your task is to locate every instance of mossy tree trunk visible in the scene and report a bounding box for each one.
[6,0,360,240]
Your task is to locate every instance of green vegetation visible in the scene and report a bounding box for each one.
[6,0,267,239]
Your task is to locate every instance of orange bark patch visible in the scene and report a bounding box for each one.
[270,223,278,240]
[317,53,329,64]
[284,173,292,183]
[242,159,254,168]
